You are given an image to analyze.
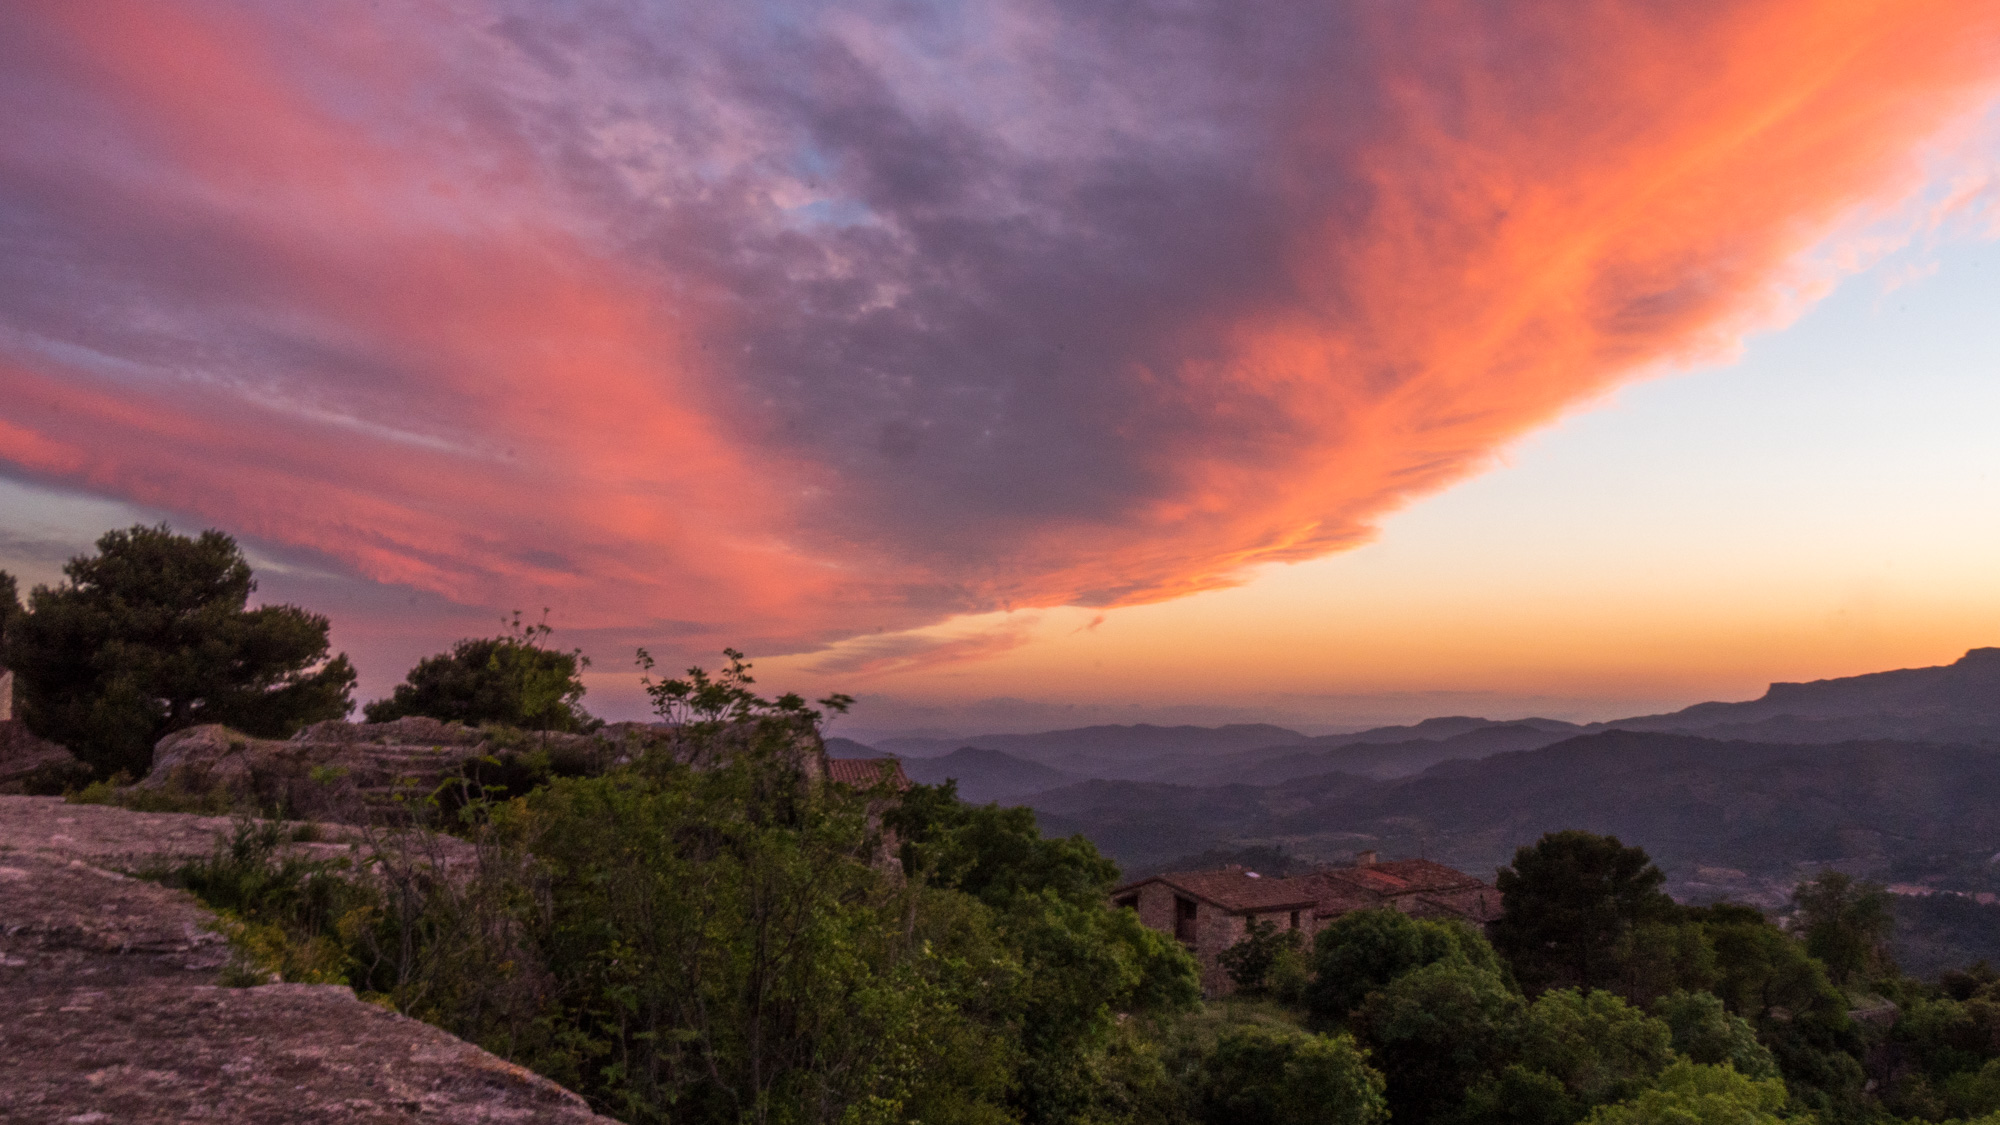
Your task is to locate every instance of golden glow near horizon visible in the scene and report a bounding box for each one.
[755,228,2000,728]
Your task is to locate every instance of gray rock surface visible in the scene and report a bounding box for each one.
[0,795,615,1124]
[0,794,381,868]
[0,719,84,794]
[142,718,639,823]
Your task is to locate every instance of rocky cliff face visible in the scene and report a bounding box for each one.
[0,794,617,1124]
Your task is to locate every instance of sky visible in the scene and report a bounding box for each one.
[2,1,1999,736]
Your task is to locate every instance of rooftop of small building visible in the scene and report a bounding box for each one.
[1114,854,1491,915]
[824,756,912,790]
[1115,865,1326,912]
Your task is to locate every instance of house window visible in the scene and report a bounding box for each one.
[1114,894,1138,912]
[1289,910,1301,930]
[1174,896,1199,945]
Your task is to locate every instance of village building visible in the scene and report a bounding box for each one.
[824,755,913,870]
[824,756,912,791]
[1111,852,1503,995]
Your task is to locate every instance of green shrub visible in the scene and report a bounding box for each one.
[67,771,236,815]
[1304,908,1501,1027]
[1195,1024,1388,1125]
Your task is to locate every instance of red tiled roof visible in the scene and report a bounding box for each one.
[825,757,912,790]
[1119,857,1496,921]
[1117,867,1325,913]
[1308,881,1388,918]
[1402,887,1505,925]
[1326,858,1484,897]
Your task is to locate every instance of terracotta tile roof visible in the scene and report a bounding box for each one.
[825,757,912,790]
[1308,881,1388,918]
[1117,857,1498,922]
[1118,867,1325,913]
[1326,858,1484,896]
[1402,886,1505,925]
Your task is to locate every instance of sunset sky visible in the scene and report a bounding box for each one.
[3,1,1999,736]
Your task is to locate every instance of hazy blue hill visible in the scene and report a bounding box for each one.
[1181,720,1585,784]
[1597,647,2000,736]
[1327,715,1582,744]
[874,722,1311,778]
[1029,731,2000,915]
[823,736,885,759]
[898,747,1077,804]
[1029,771,1381,866]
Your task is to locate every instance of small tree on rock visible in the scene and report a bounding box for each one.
[365,612,592,732]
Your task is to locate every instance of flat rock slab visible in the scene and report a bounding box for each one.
[0,795,476,874]
[0,795,616,1123]
[0,852,229,986]
[0,982,610,1124]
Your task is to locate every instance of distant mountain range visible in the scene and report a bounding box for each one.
[827,648,2000,973]
[831,647,2000,791]
[897,747,1078,804]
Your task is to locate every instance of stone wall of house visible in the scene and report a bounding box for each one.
[1118,880,1181,937]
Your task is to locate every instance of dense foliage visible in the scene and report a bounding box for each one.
[1,525,355,777]
[364,613,593,731]
[130,648,2000,1125]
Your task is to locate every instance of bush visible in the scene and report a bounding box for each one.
[1304,908,1501,1027]
[1221,918,1307,998]
[1650,992,1778,1080]
[365,613,592,732]
[154,818,374,986]
[1580,1061,1788,1125]
[1196,1024,1387,1125]
[1353,960,1525,1123]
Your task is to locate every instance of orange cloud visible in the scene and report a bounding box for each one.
[0,0,1996,662]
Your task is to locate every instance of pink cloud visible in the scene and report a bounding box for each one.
[1,0,1997,665]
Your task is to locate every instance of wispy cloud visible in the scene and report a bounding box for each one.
[804,616,1043,679]
[2,0,1997,659]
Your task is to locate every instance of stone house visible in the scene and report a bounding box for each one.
[1111,852,1503,995]
[824,756,912,870]
[824,756,912,792]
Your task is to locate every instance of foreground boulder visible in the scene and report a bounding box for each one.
[141,716,834,824]
[0,720,86,795]
[141,717,636,822]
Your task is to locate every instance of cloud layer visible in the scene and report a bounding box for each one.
[3,0,1998,656]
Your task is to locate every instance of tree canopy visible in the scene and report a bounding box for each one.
[364,614,592,731]
[1491,830,1676,995]
[1791,870,1895,988]
[1,525,354,777]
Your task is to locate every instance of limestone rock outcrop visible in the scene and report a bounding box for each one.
[0,795,615,1124]
[141,717,634,822]
[140,716,831,824]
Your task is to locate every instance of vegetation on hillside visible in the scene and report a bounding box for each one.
[151,676,2000,1125]
[10,524,2000,1123]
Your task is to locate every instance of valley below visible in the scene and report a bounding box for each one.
[837,648,2000,976]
